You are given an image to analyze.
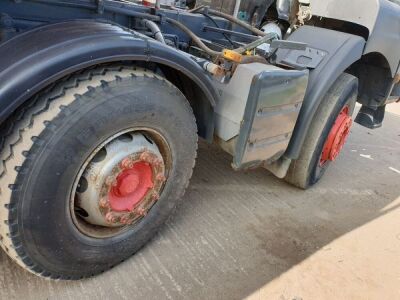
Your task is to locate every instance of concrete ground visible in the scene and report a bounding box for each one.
[0,104,399,300]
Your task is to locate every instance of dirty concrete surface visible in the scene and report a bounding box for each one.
[0,104,399,300]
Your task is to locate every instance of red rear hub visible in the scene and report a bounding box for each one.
[320,106,353,165]
[108,162,154,212]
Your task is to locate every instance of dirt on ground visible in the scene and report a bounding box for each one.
[0,103,399,300]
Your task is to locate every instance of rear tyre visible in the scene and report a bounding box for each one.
[0,66,198,279]
[285,73,358,189]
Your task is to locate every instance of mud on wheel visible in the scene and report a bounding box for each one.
[73,129,170,238]
[0,65,197,279]
[285,73,358,189]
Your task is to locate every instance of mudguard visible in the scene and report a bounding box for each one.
[276,26,366,159]
[0,20,218,139]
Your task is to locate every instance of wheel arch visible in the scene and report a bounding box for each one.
[276,26,366,159]
[0,20,217,140]
[347,52,394,107]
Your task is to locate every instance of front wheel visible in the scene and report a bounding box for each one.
[285,73,358,189]
[0,66,198,279]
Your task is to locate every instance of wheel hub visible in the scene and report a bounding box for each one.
[320,106,353,165]
[76,133,166,228]
[109,161,154,211]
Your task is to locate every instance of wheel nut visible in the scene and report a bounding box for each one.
[137,207,147,216]
[99,198,109,208]
[156,173,166,182]
[154,159,163,167]
[140,151,152,163]
[106,176,117,187]
[152,191,160,201]
[120,215,132,225]
[105,212,118,224]
[121,157,134,169]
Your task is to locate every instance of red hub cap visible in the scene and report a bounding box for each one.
[108,162,154,212]
[320,106,353,165]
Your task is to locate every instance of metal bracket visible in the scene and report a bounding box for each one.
[278,47,327,70]
[157,13,167,25]
[270,40,307,52]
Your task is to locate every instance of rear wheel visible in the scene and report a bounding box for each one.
[0,66,198,279]
[285,73,358,189]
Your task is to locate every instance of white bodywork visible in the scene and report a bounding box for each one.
[310,0,380,32]
[310,0,400,76]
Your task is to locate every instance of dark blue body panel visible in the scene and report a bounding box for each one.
[0,20,219,139]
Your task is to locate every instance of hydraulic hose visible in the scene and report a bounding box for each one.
[97,2,275,59]
[192,7,267,37]
[166,18,277,58]
[165,17,221,57]
[142,19,166,44]
[189,5,206,13]
[240,55,268,64]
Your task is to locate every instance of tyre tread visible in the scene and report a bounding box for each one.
[0,65,196,279]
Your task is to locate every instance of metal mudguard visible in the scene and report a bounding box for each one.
[275,26,366,159]
[0,20,218,139]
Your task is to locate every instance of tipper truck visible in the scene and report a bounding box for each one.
[0,0,398,279]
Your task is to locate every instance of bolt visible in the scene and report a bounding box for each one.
[137,207,147,217]
[105,212,118,224]
[156,173,166,182]
[154,159,164,167]
[106,175,117,187]
[121,157,134,169]
[99,197,109,209]
[151,191,160,201]
[120,215,133,225]
[140,151,153,163]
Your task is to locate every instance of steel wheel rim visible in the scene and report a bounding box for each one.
[70,128,172,239]
[320,105,353,167]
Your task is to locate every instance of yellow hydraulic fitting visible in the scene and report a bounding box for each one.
[222,49,243,63]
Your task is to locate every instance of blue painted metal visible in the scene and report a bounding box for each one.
[0,0,235,45]
[0,19,220,139]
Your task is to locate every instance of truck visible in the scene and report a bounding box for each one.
[0,0,398,279]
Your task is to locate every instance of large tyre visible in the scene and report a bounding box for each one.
[0,66,198,279]
[285,73,358,189]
